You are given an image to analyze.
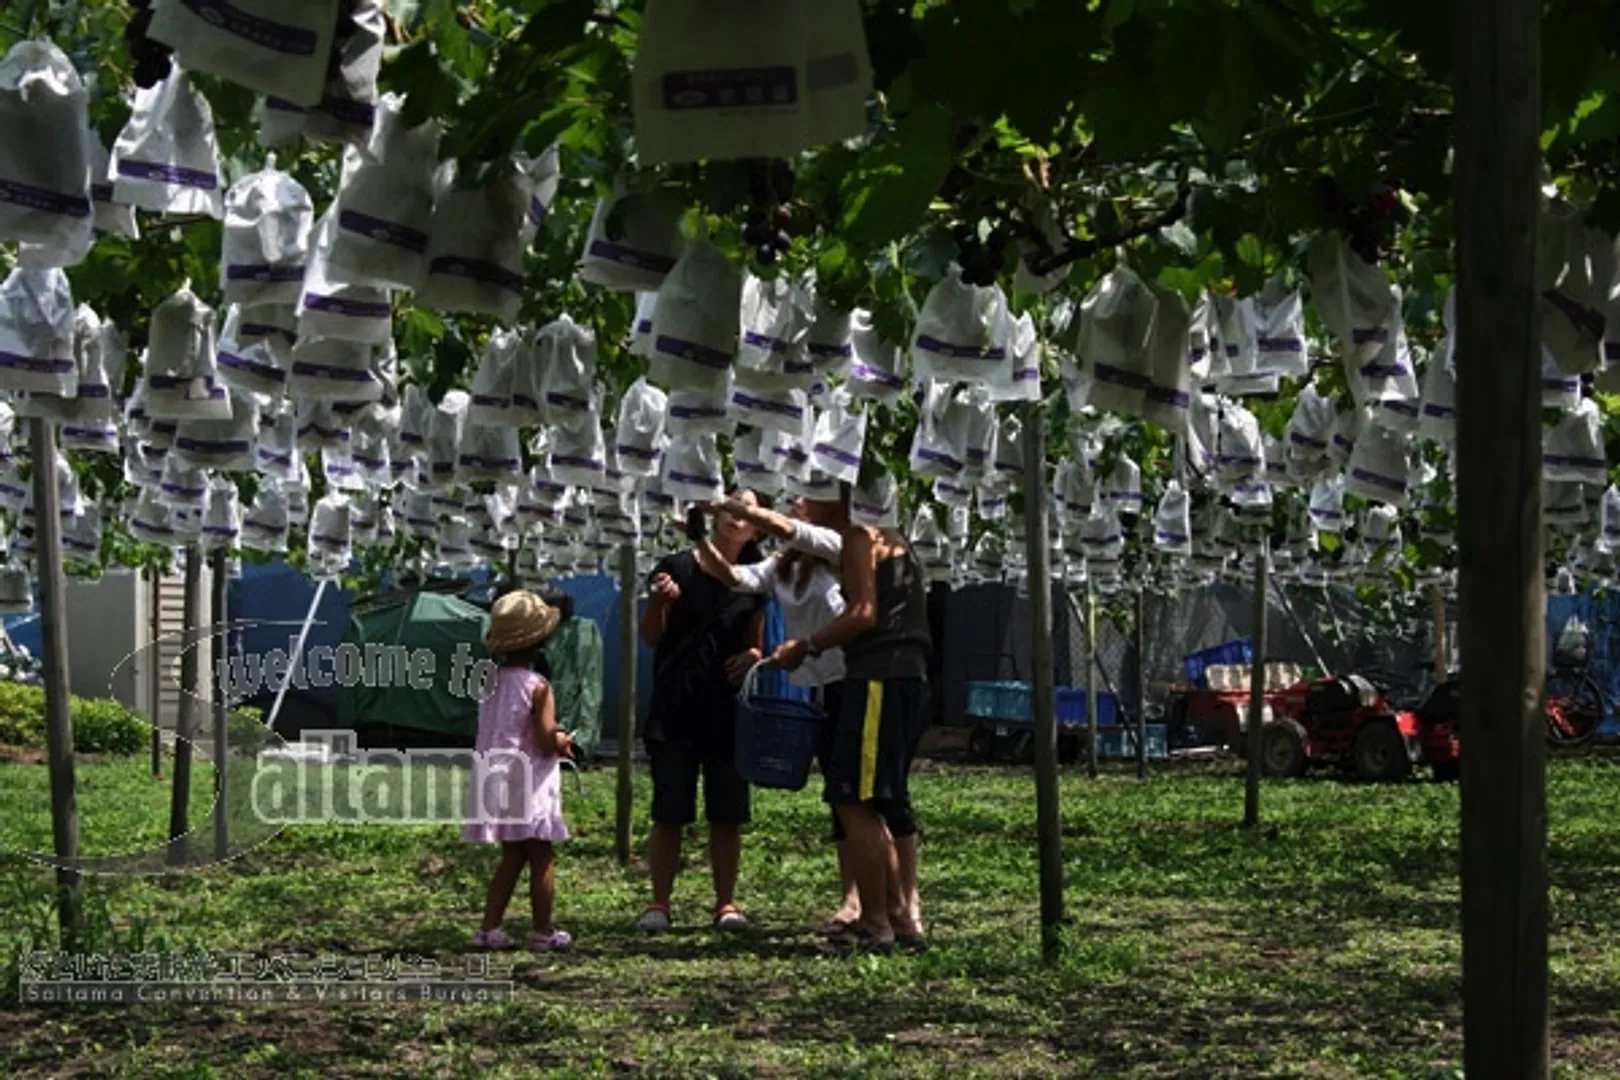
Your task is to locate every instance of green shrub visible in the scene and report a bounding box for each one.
[0,683,149,756]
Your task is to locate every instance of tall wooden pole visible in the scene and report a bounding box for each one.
[1243,539,1269,829]
[614,542,637,866]
[1085,578,1098,780]
[31,419,80,944]
[148,564,162,778]
[1021,401,1063,961]
[1431,584,1449,676]
[1134,585,1148,780]
[1455,0,1549,1075]
[211,548,229,860]
[167,546,202,867]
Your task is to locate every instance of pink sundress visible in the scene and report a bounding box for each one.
[461,667,570,844]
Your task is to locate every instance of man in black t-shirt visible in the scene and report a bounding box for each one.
[636,490,768,934]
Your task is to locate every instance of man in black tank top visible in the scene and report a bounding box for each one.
[769,484,931,953]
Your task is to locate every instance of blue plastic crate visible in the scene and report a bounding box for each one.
[1184,639,1253,689]
[1056,688,1119,727]
[1097,723,1168,760]
[966,681,1032,720]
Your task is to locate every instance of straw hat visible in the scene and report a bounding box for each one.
[484,590,561,654]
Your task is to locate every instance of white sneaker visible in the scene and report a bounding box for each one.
[714,907,750,933]
[636,906,672,933]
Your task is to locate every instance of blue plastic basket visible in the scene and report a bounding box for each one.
[734,666,826,791]
[1184,639,1254,689]
[1097,724,1169,760]
[1056,688,1119,727]
[966,680,1033,720]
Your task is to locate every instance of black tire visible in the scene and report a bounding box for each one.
[1057,730,1082,765]
[1431,759,1460,783]
[1544,671,1604,747]
[968,724,996,762]
[1011,730,1034,765]
[1349,721,1412,782]
[1260,720,1308,779]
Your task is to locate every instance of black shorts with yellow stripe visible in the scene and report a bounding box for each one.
[824,677,929,829]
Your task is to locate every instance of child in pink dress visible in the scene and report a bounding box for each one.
[465,591,574,952]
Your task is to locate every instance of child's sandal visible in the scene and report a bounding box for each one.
[468,928,516,950]
[530,928,573,952]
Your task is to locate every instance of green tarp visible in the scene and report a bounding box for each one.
[338,589,608,749]
[339,591,490,737]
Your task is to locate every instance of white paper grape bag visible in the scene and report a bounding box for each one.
[1307,230,1397,369]
[298,209,392,344]
[1328,405,1362,469]
[111,67,222,218]
[1216,402,1264,491]
[87,137,138,240]
[1212,294,1275,396]
[1076,264,1157,418]
[614,377,668,478]
[536,314,598,433]
[416,162,530,322]
[1103,455,1143,518]
[456,423,522,486]
[1252,276,1310,378]
[987,311,1042,404]
[851,474,898,528]
[1542,345,1581,410]
[730,381,809,436]
[288,336,379,401]
[846,309,906,405]
[1543,480,1586,528]
[1544,398,1607,486]
[466,327,526,427]
[147,0,335,107]
[0,268,76,396]
[954,386,998,482]
[648,237,743,393]
[1346,423,1411,508]
[730,426,778,496]
[912,266,1014,384]
[1419,355,1458,444]
[1141,282,1193,434]
[579,185,686,292]
[216,307,290,397]
[221,157,313,306]
[1152,481,1191,554]
[173,391,256,471]
[991,413,1025,490]
[300,0,384,147]
[632,0,812,166]
[308,492,352,564]
[738,272,815,388]
[907,379,966,481]
[326,94,440,290]
[666,379,734,438]
[657,433,720,504]
[546,423,608,490]
[254,402,297,479]
[0,41,94,256]
[809,391,866,484]
[156,450,208,511]
[1537,198,1611,376]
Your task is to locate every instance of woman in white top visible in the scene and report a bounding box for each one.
[695,495,861,934]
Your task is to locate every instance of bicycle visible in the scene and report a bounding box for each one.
[1544,625,1605,747]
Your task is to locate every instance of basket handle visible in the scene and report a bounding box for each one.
[736,659,769,703]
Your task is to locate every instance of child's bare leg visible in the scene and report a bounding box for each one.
[481,843,527,932]
[526,841,556,930]
[834,840,862,923]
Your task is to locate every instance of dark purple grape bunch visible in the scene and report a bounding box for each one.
[743,159,795,268]
[954,221,1009,287]
[125,0,174,89]
[329,0,360,79]
[1317,174,1403,265]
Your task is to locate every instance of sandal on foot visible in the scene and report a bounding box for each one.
[895,932,928,954]
[819,916,858,937]
[468,927,516,950]
[714,904,750,933]
[531,928,573,952]
[635,904,672,933]
[823,925,895,956]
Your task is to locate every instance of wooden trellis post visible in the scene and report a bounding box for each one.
[1021,400,1063,961]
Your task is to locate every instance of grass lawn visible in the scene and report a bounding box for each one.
[0,749,1617,1079]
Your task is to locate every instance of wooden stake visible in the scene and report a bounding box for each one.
[166,546,201,867]
[1134,585,1148,780]
[1085,577,1098,780]
[1455,0,1548,1073]
[1021,400,1063,961]
[614,542,637,866]
[1432,584,1449,676]
[148,563,161,779]
[211,548,229,861]
[1243,539,1268,830]
[30,418,80,944]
